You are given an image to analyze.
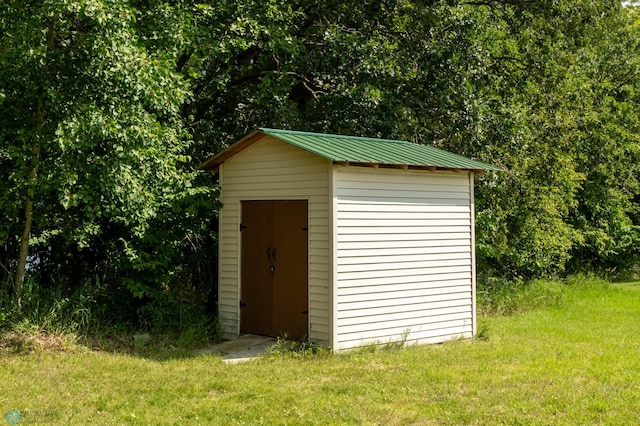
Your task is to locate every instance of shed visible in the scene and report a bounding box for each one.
[199,128,500,350]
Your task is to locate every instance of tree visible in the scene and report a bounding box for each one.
[0,1,215,313]
[470,0,640,277]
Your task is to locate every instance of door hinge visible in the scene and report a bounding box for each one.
[302,227,308,231]
[240,301,247,308]
[240,224,247,231]
[301,310,308,315]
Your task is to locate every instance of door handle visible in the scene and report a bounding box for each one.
[272,247,276,262]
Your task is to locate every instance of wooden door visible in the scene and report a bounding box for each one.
[240,200,308,340]
[240,201,273,336]
[272,200,309,340]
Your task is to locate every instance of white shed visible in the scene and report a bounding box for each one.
[199,128,499,350]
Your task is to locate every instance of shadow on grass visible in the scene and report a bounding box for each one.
[0,327,326,362]
[611,281,640,291]
[0,326,219,361]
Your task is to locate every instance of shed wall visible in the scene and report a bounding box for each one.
[334,167,475,349]
[218,137,332,344]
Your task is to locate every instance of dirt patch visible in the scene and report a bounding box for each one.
[0,330,79,354]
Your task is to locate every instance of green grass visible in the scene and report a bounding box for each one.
[1,279,640,424]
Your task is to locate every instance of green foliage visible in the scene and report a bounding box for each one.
[0,0,218,330]
[471,1,640,277]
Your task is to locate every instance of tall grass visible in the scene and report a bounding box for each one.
[0,276,221,355]
[477,274,607,316]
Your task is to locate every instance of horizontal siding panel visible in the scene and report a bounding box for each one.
[219,264,238,272]
[310,271,329,281]
[309,330,330,340]
[309,254,330,264]
[219,320,236,330]
[337,258,470,273]
[310,313,330,326]
[219,302,237,312]
[337,232,470,243]
[224,165,328,179]
[337,211,471,220]
[338,238,471,251]
[224,188,329,198]
[338,264,471,281]
[338,295,470,314]
[310,297,330,308]
[224,180,329,192]
[337,170,469,186]
[338,196,471,206]
[225,167,327,179]
[309,241,329,251]
[338,218,469,228]
[309,330,330,344]
[220,247,238,255]
[337,323,473,349]
[228,150,321,165]
[337,245,471,258]
[337,285,471,303]
[337,271,471,288]
[338,253,471,267]
[336,225,471,235]
[220,223,238,232]
[310,211,330,220]
[336,188,469,201]
[337,279,471,296]
[337,310,471,335]
[338,202,471,214]
[230,150,320,162]
[218,274,237,283]
[219,292,237,302]
[310,222,330,230]
[338,181,469,194]
[337,300,471,322]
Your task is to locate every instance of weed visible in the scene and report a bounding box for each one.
[475,320,490,341]
[381,328,410,350]
[266,335,330,357]
[478,276,568,316]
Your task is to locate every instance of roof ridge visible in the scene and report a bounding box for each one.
[199,128,502,171]
[259,127,411,145]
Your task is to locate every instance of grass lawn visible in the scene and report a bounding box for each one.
[1,280,639,425]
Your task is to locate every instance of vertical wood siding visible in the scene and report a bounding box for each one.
[334,167,475,349]
[218,137,331,344]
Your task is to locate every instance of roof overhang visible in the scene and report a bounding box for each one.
[197,130,267,172]
[198,128,502,174]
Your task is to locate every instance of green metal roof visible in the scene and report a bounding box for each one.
[198,128,501,172]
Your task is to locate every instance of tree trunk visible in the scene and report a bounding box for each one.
[14,187,34,309]
[14,96,43,310]
[14,23,53,309]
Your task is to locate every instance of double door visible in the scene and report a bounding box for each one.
[240,200,308,340]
